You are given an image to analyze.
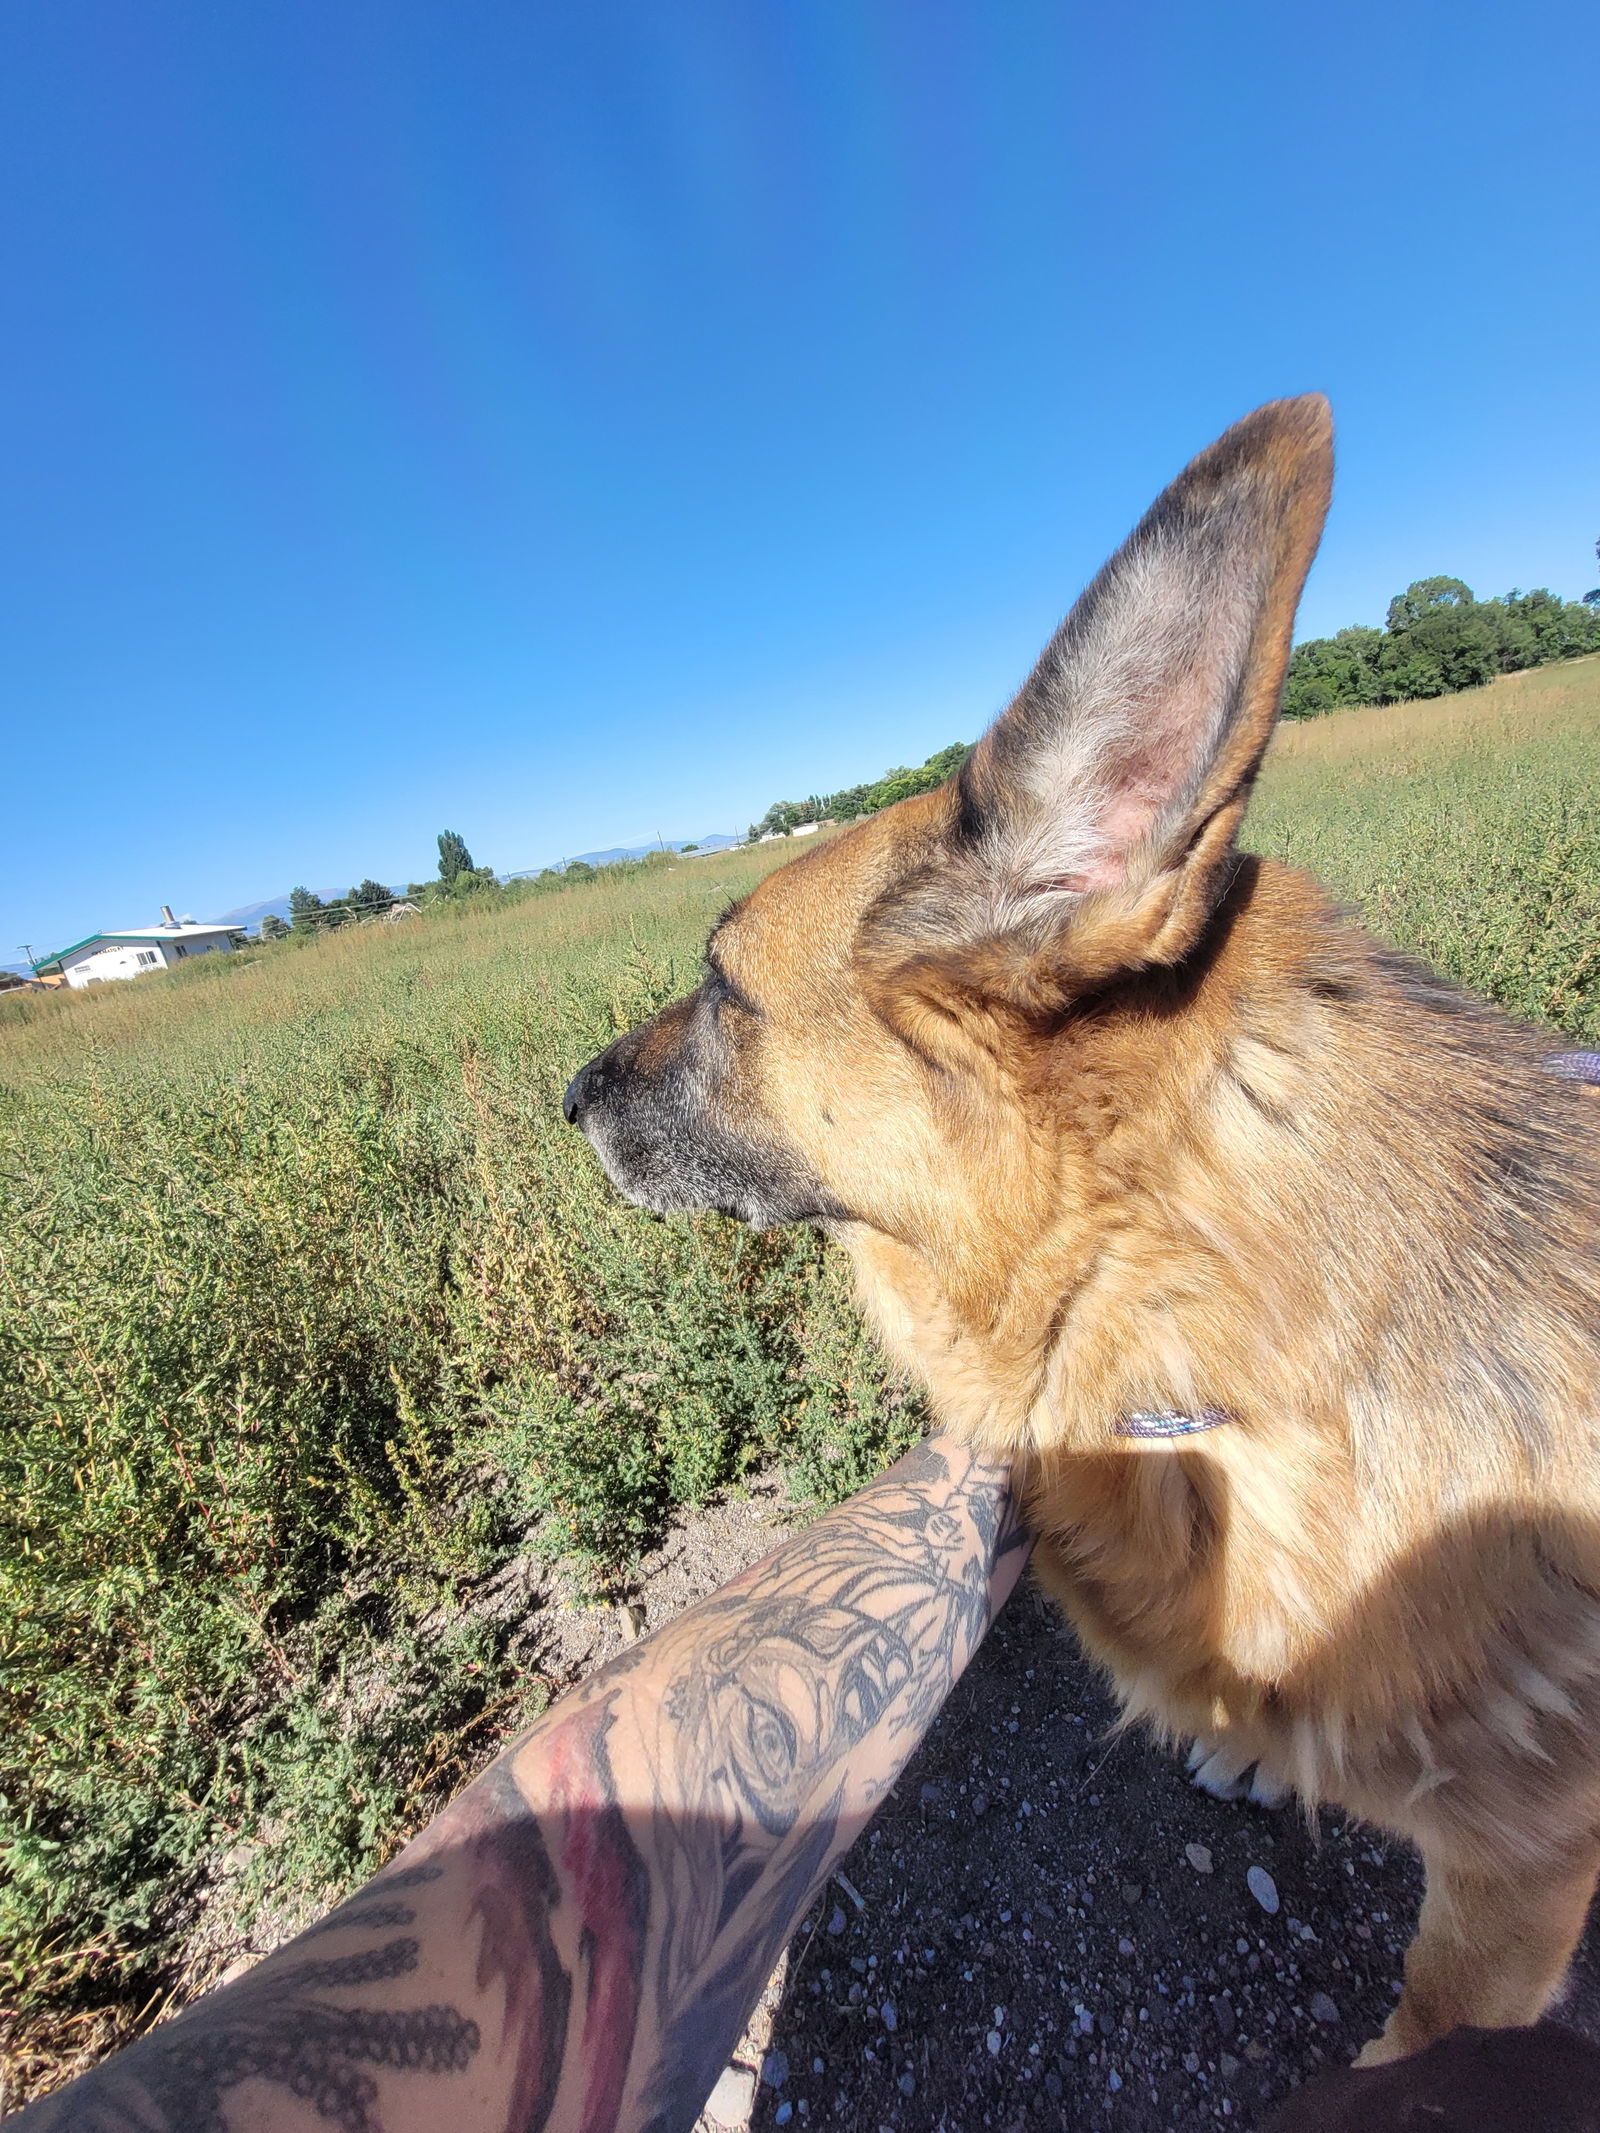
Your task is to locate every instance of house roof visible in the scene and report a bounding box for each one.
[33,922,240,972]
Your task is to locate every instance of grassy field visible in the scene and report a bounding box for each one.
[3,656,1598,2089]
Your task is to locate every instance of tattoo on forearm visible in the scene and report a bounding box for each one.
[25,1867,477,2133]
[19,1441,1022,2133]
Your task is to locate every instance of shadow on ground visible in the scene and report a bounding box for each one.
[749,1578,1600,2133]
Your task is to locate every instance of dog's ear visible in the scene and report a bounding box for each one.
[867,396,1333,1017]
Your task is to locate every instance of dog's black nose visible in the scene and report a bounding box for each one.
[563,1059,597,1126]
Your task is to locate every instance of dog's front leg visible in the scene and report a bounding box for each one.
[1357,1838,1600,2064]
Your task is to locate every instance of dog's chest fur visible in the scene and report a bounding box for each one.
[840,888,1600,1834]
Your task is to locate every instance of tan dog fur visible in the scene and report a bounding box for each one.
[571,398,1600,2061]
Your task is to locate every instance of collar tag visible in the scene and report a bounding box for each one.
[1115,1406,1235,1440]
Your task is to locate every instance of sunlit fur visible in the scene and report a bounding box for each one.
[573,399,1600,2061]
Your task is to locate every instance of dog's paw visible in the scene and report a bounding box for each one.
[1244,1761,1291,1809]
[1352,2029,1405,2069]
[1188,1739,1253,1800]
[1185,1737,1290,1808]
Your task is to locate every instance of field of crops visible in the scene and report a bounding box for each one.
[3,654,1597,2090]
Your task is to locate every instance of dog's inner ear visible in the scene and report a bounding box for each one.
[868,397,1334,1009]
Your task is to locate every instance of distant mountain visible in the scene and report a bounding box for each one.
[506,833,740,878]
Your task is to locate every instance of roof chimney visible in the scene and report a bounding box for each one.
[160,905,177,926]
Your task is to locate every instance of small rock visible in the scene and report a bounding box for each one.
[1247,1865,1281,1914]
[614,1600,646,1642]
[704,2064,756,2127]
[1309,1992,1341,2025]
[827,1906,846,1935]
[1219,2052,1241,2079]
[986,2029,1002,2056]
[1107,2069,1123,2092]
[1245,2042,1270,2064]
[1186,1843,1214,1874]
[761,2050,789,2090]
[1211,1995,1236,2038]
[773,2107,792,2128]
[972,1792,989,1815]
[1044,2071,1063,2100]
[220,1844,257,1876]
[919,1781,943,1807]
[1120,1882,1143,1905]
[1184,2051,1201,2074]
[881,2000,897,2032]
[811,2059,824,2075]
[1118,1936,1135,1956]
[897,2072,915,2097]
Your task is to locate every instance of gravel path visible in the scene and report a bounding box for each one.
[715,1577,1600,2133]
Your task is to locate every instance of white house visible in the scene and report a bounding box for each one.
[36,906,245,989]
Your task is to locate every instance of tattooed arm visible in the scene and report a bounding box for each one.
[14,1436,1027,2133]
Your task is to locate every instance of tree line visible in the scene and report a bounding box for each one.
[267,831,499,938]
[260,831,693,942]
[1283,566,1600,719]
[749,741,973,841]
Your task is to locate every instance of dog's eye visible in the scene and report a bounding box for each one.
[704,958,762,1020]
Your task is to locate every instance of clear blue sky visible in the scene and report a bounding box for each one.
[4,1,1597,959]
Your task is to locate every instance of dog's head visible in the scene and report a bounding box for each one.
[564,398,1333,1281]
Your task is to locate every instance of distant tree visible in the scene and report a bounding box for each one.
[1282,626,1386,717]
[258,913,291,941]
[437,831,475,882]
[1383,576,1473,631]
[682,843,699,852]
[1371,580,1498,700]
[564,860,597,881]
[751,741,974,840]
[1484,588,1600,670]
[348,878,393,915]
[288,886,325,933]
[1584,537,1599,608]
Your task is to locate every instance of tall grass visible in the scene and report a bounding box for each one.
[0,844,916,2089]
[2,658,1597,2090]
[1251,658,1600,1041]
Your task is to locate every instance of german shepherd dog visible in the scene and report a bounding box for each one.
[563,397,1600,2064]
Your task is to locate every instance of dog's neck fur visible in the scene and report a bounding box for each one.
[844,855,1600,1525]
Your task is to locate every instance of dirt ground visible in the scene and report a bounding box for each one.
[609,1486,1600,2133]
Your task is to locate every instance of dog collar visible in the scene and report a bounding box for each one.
[1547,1052,1600,1085]
[1115,1406,1235,1440]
